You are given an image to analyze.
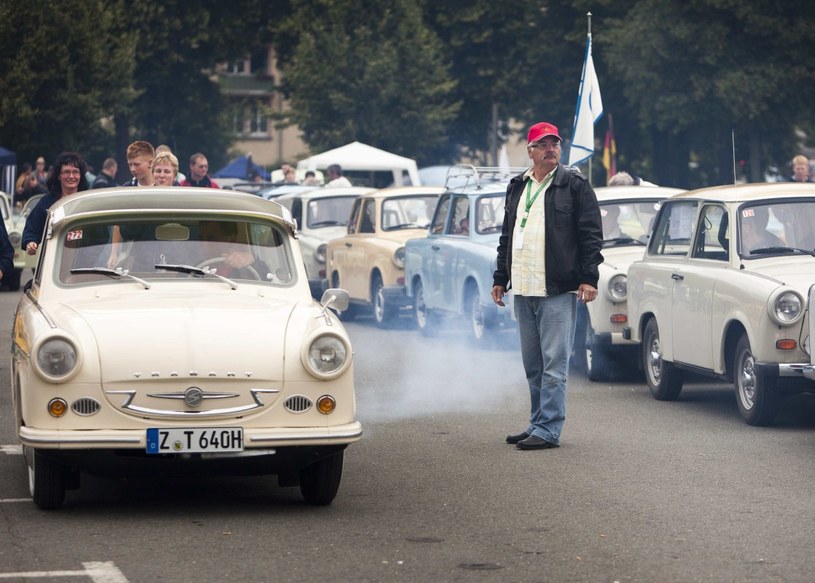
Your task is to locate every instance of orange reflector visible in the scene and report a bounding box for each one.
[48,398,68,417]
[396,276,405,285]
[316,395,336,414]
[776,339,797,350]
[610,314,627,324]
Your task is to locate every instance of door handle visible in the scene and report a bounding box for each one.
[431,245,440,251]
[671,273,684,281]
[345,242,352,248]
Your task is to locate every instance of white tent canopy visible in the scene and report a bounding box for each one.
[297,141,420,187]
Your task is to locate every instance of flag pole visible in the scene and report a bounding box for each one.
[587,12,592,183]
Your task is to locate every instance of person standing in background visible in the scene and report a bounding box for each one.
[491,121,604,451]
[325,164,352,188]
[790,155,811,182]
[92,157,118,189]
[181,153,220,188]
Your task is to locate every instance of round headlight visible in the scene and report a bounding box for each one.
[36,338,78,379]
[607,274,627,302]
[315,243,327,264]
[770,291,803,325]
[304,334,349,379]
[393,247,406,268]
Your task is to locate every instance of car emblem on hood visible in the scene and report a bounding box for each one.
[184,387,204,407]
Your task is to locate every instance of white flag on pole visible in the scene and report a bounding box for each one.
[568,35,603,167]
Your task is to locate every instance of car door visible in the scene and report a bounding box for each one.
[433,195,470,313]
[671,203,727,369]
[343,197,376,299]
[419,194,451,309]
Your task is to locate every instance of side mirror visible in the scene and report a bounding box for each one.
[320,288,349,312]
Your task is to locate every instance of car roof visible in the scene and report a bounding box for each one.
[360,186,444,199]
[274,186,375,202]
[49,187,294,226]
[668,182,815,203]
[443,165,523,194]
[594,185,685,202]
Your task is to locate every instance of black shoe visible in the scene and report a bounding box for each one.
[505,431,530,444]
[516,435,558,450]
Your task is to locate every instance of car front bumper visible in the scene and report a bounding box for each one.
[380,285,411,309]
[755,362,815,382]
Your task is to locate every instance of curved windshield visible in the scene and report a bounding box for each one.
[56,216,296,286]
[739,201,815,257]
[601,199,663,247]
[307,196,356,228]
[381,195,438,231]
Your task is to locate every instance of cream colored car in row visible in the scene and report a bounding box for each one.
[12,187,360,508]
[626,183,815,425]
[326,186,442,327]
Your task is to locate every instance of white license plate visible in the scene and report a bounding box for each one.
[146,427,244,454]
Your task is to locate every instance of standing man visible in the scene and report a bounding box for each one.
[181,153,220,188]
[491,121,603,450]
[325,164,352,188]
[92,157,118,188]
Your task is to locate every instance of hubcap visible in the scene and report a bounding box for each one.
[471,295,484,339]
[739,352,757,410]
[374,285,385,321]
[647,336,662,383]
[415,286,427,328]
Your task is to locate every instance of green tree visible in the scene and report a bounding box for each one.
[0,0,135,170]
[281,0,459,165]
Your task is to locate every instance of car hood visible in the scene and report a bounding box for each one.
[53,291,296,383]
[748,257,815,292]
[600,245,647,272]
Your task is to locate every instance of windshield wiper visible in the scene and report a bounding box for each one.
[309,220,344,227]
[603,237,645,247]
[748,246,815,257]
[70,267,151,289]
[154,263,239,289]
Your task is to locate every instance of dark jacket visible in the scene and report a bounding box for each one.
[92,171,118,189]
[22,192,60,250]
[493,164,603,295]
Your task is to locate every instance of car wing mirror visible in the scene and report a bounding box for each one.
[321,288,349,312]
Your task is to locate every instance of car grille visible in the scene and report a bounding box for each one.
[284,395,312,413]
[72,397,101,416]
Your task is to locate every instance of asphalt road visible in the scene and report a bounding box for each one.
[1,294,814,582]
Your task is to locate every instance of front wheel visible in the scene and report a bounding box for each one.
[734,334,780,426]
[585,319,611,382]
[372,274,397,328]
[414,280,438,336]
[300,451,344,506]
[642,318,684,400]
[28,449,66,510]
[467,288,494,344]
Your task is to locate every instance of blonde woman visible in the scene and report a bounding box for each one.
[153,151,179,186]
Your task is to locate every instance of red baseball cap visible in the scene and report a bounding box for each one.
[527,122,562,146]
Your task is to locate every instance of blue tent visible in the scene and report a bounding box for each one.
[212,155,270,180]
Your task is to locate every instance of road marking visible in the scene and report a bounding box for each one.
[0,445,22,455]
[0,561,128,582]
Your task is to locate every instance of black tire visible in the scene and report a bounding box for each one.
[571,308,588,373]
[372,273,396,328]
[642,318,684,400]
[414,280,438,336]
[585,319,610,382]
[28,449,66,510]
[467,286,494,344]
[332,272,356,322]
[300,451,344,506]
[733,334,780,426]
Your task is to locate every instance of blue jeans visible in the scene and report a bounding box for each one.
[513,293,577,445]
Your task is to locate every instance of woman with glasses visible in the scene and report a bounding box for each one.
[23,151,90,256]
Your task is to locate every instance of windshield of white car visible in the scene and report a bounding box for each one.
[381,196,438,231]
[307,196,356,228]
[738,201,815,258]
[601,199,662,247]
[57,217,295,286]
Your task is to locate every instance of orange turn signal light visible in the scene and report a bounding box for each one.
[776,339,797,350]
[316,395,336,414]
[610,314,627,324]
[48,398,68,417]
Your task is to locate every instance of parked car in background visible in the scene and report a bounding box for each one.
[12,187,360,509]
[275,186,373,298]
[222,181,275,195]
[573,185,684,380]
[258,184,320,201]
[625,182,815,425]
[326,186,442,327]
[404,166,519,343]
[0,192,42,290]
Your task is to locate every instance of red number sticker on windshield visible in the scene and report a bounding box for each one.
[66,230,83,241]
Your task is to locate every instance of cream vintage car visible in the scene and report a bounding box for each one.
[0,192,40,290]
[573,185,683,380]
[275,186,372,298]
[625,182,815,425]
[12,187,361,509]
[325,186,442,327]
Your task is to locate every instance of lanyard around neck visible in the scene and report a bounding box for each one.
[521,171,553,229]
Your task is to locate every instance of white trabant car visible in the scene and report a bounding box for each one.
[0,192,40,290]
[625,183,815,425]
[326,186,442,327]
[275,186,372,298]
[12,187,361,509]
[574,185,683,380]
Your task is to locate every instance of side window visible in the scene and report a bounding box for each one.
[648,201,698,256]
[691,204,728,261]
[360,199,376,233]
[452,196,470,235]
[347,199,362,234]
[430,195,451,235]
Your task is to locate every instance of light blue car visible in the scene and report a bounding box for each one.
[404,166,517,343]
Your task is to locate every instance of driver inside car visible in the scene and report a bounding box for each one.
[198,220,271,279]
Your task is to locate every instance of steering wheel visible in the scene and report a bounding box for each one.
[195,257,261,280]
